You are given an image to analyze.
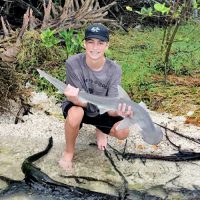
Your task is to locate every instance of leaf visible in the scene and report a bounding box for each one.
[142,7,153,16]
[193,0,198,9]
[154,3,170,15]
[40,28,60,48]
[126,6,133,12]
[141,7,148,14]
[148,7,153,16]
[136,7,153,17]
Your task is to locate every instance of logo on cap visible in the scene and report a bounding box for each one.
[91,27,100,32]
[85,23,109,41]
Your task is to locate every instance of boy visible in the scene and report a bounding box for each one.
[59,23,132,171]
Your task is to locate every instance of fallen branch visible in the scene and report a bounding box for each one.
[41,0,52,29]
[16,8,30,44]
[49,0,117,31]
[1,16,9,36]
[155,122,200,144]
[123,151,200,162]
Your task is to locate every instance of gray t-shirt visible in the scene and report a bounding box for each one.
[62,53,122,117]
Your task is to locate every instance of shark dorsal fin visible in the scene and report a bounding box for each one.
[117,85,131,100]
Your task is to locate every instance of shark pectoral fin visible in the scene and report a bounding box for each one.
[116,117,132,130]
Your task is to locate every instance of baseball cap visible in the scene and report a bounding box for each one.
[84,23,109,42]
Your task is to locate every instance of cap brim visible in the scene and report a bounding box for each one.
[85,35,109,42]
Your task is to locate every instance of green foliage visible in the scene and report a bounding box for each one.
[128,1,197,82]
[40,28,60,48]
[154,3,170,15]
[192,0,200,9]
[135,7,153,17]
[105,49,112,58]
[109,30,158,93]
[26,28,82,100]
[109,22,200,95]
[17,29,82,100]
[126,2,170,18]
[40,28,84,57]
[31,28,83,100]
[59,29,83,57]
[169,22,200,74]
[17,31,66,71]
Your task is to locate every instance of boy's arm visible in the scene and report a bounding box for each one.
[64,84,87,107]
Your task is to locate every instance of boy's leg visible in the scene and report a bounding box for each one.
[83,113,127,150]
[96,128,108,150]
[95,114,129,145]
[59,106,84,171]
[95,121,129,151]
[109,121,129,140]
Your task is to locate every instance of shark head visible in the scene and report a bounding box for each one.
[141,125,163,145]
[116,85,163,145]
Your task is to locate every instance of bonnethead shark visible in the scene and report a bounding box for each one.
[37,69,163,145]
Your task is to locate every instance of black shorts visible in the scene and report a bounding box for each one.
[62,102,123,134]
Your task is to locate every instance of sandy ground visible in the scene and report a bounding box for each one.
[0,92,200,199]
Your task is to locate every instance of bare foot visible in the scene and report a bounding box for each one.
[59,151,73,172]
[96,129,108,150]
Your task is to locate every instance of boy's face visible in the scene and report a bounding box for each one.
[84,38,109,61]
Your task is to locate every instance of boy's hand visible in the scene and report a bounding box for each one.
[117,103,133,118]
[64,84,79,104]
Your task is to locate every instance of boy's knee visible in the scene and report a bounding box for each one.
[111,128,129,140]
[66,106,84,128]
